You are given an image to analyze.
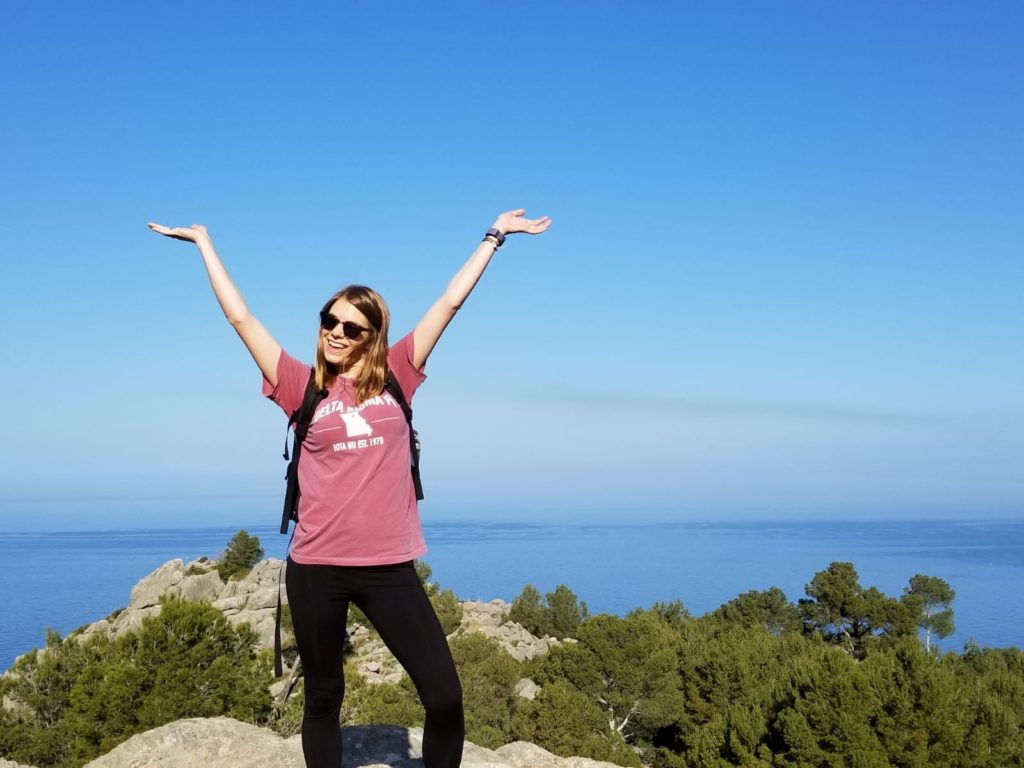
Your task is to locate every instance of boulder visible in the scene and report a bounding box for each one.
[0,760,39,768]
[454,605,562,663]
[83,717,622,768]
[514,677,540,700]
[128,560,186,610]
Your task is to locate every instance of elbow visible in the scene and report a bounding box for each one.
[441,292,464,313]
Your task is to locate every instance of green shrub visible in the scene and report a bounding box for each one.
[217,530,264,581]
[509,583,588,638]
[0,597,272,768]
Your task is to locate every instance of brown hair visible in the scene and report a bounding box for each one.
[314,285,391,405]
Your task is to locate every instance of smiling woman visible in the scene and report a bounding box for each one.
[147,209,550,768]
[314,284,391,405]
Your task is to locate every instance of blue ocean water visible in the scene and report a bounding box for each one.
[2,519,1022,671]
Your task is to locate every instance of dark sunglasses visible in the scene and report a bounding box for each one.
[319,311,369,340]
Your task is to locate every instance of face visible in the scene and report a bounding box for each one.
[320,299,373,368]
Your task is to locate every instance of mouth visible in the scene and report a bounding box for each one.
[326,338,347,352]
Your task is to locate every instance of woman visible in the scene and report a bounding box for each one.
[148,209,551,768]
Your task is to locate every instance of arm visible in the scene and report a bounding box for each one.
[148,223,283,387]
[412,208,551,369]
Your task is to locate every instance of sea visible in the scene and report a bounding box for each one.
[2,518,1022,671]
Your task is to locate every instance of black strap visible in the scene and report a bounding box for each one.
[279,371,328,534]
[385,373,424,501]
[274,533,295,678]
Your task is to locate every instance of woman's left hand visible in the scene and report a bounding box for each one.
[492,209,552,236]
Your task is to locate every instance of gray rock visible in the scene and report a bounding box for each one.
[496,740,616,768]
[211,595,245,613]
[84,717,301,768]
[455,601,561,662]
[174,571,223,603]
[227,611,278,650]
[83,717,621,768]
[111,605,162,636]
[1,759,40,768]
[514,677,540,700]
[128,560,186,610]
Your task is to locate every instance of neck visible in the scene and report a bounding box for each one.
[327,357,364,382]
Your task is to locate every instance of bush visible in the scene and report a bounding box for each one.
[217,530,264,581]
[431,588,464,635]
[510,583,589,639]
[449,633,523,747]
[0,597,272,768]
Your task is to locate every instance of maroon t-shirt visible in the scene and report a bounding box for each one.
[262,332,427,565]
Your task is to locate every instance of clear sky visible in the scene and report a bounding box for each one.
[1,2,1021,529]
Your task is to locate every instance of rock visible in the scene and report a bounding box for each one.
[211,595,245,613]
[460,599,509,629]
[454,600,561,662]
[84,717,301,768]
[227,611,278,650]
[1,759,40,768]
[111,605,162,636]
[496,740,616,768]
[78,558,289,649]
[83,717,622,768]
[514,677,540,700]
[128,560,186,610]
[174,571,223,603]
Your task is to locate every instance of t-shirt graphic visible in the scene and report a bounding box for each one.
[340,410,373,437]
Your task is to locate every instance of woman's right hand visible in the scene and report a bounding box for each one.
[147,222,210,244]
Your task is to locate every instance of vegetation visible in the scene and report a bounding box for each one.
[509,583,589,638]
[905,573,956,653]
[5,556,1023,768]
[0,597,271,768]
[216,530,264,581]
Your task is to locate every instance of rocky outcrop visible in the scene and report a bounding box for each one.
[351,624,407,685]
[73,559,562,692]
[83,717,619,768]
[455,600,566,662]
[80,558,287,650]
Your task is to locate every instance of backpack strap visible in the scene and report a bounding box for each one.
[385,372,424,501]
[275,370,326,677]
[280,370,328,535]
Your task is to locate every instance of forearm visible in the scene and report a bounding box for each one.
[195,237,252,325]
[442,239,498,310]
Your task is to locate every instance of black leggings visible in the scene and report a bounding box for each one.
[286,557,464,768]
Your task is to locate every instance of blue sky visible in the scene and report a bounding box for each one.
[1,2,1021,529]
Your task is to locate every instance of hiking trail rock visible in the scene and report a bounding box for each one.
[83,717,620,768]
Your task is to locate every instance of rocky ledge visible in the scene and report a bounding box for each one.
[82,717,618,768]
[75,558,566,690]
[79,558,283,650]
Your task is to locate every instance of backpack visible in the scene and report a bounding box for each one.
[274,367,423,677]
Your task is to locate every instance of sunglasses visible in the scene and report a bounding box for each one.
[319,311,369,340]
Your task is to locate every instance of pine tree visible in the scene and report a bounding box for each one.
[903,574,955,653]
[217,530,264,581]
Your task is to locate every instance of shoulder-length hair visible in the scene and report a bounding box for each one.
[314,285,391,405]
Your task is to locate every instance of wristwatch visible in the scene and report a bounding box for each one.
[483,227,506,247]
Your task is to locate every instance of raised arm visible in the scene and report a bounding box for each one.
[412,209,551,369]
[148,223,283,387]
